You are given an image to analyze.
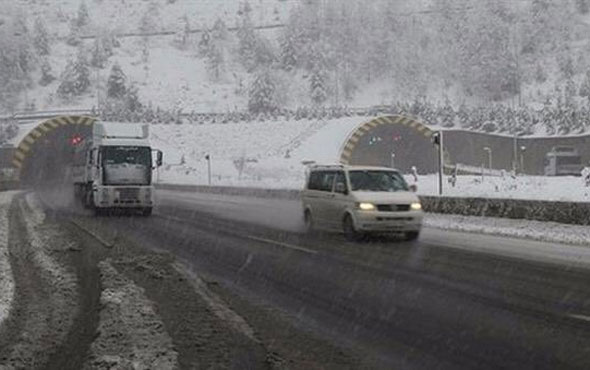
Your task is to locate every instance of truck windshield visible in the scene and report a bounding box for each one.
[349,170,409,192]
[102,146,152,167]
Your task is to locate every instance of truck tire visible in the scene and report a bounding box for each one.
[141,207,153,217]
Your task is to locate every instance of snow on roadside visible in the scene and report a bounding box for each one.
[0,191,18,327]
[85,260,178,370]
[424,213,590,247]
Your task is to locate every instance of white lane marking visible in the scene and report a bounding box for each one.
[568,314,590,323]
[70,220,115,248]
[172,262,259,343]
[159,214,318,255]
[244,235,318,255]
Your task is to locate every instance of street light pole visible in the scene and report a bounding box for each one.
[484,147,492,172]
[205,154,211,185]
[390,153,395,169]
[520,146,526,175]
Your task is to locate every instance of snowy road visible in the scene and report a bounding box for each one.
[17,187,590,369]
[157,189,590,268]
[80,189,590,369]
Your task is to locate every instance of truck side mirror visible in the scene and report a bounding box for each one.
[157,150,163,167]
[409,184,418,193]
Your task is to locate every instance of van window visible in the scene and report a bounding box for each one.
[308,171,323,190]
[334,171,347,193]
[308,171,336,192]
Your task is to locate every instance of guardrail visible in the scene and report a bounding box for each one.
[1,109,95,123]
[157,183,590,226]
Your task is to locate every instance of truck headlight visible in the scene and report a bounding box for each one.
[358,203,376,211]
[411,202,422,211]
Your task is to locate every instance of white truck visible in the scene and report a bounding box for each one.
[71,121,163,215]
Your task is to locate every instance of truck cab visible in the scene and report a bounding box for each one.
[72,122,163,215]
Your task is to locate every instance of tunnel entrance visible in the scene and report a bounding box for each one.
[340,116,439,173]
[12,116,97,187]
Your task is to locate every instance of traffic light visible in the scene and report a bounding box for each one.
[70,134,83,146]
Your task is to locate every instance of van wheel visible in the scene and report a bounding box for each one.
[343,214,361,241]
[405,231,420,241]
[304,210,314,233]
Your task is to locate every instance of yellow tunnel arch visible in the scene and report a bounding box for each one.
[12,115,98,175]
[339,115,434,165]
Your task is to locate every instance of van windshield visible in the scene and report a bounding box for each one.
[349,170,409,192]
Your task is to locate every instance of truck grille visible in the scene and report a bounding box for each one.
[376,204,411,212]
[117,188,140,202]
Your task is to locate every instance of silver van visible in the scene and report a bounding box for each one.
[301,165,424,240]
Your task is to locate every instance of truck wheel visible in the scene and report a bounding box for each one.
[405,231,420,241]
[141,208,153,217]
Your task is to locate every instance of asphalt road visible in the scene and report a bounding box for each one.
[44,189,590,369]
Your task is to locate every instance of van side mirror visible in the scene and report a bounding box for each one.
[335,182,347,194]
[409,184,418,193]
[157,150,163,167]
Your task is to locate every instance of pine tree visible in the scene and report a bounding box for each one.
[39,58,55,86]
[212,18,228,42]
[67,22,82,46]
[77,1,90,28]
[310,64,328,106]
[125,83,142,113]
[33,18,50,56]
[90,37,108,68]
[57,60,76,98]
[173,15,190,49]
[73,50,90,94]
[440,97,456,128]
[248,70,276,115]
[279,34,298,71]
[107,63,127,99]
[206,43,224,81]
[237,14,258,71]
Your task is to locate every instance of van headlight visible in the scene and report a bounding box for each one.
[411,202,422,211]
[358,203,376,211]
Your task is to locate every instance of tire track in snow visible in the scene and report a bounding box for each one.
[0,191,19,328]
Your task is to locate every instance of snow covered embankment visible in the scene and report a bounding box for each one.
[425,213,590,247]
[85,260,178,370]
[0,191,18,328]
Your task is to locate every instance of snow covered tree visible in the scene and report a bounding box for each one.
[77,1,90,28]
[279,33,298,71]
[33,18,50,56]
[206,43,224,81]
[440,97,456,128]
[67,22,82,46]
[39,58,55,86]
[90,37,108,68]
[248,70,277,115]
[237,13,258,71]
[73,50,90,94]
[107,63,127,99]
[211,18,228,42]
[139,0,160,34]
[125,83,142,113]
[173,15,190,49]
[198,30,211,57]
[310,64,328,106]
